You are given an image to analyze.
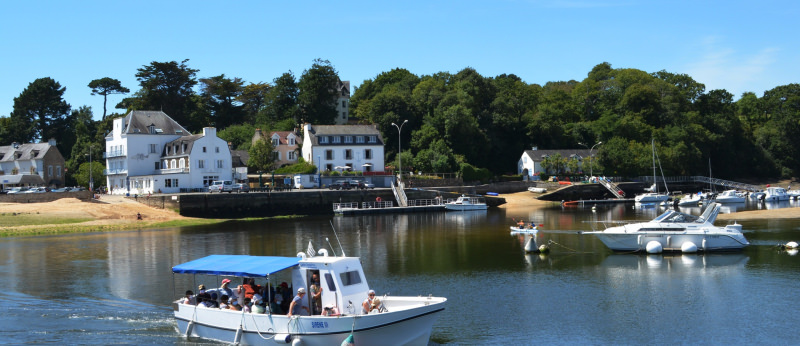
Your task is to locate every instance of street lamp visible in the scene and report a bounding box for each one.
[579,141,603,178]
[391,120,408,183]
[85,146,93,193]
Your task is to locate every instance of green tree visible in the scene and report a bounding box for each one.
[297,59,340,124]
[126,59,200,129]
[74,161,105,190]
[260,72,299,124]
[239,82,271,123]
[218,123,257,151]
[247,138,276,173]
[9,77,72,144]
[88,77,129,119]
[199,74,245,129]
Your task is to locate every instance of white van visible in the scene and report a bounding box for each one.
[208,180,234,193]
[293,174,319,189]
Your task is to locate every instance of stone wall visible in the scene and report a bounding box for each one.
[0,191,92,203]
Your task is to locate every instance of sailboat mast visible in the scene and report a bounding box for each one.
[652,139,657,194]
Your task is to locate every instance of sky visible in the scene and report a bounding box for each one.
[1,1,798,121]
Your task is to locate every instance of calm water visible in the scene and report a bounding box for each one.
[1,199,799,344]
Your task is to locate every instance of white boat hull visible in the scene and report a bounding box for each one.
[174,296,446,346]
[591,231,749,252]
[635,193,669,203]
[444,204,487,211]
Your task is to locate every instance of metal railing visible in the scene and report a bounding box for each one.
[634,176,760,192]
[103,150,126,158]
[103,168,128,175]
[599,178,625,198]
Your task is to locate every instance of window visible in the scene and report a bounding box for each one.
[364,164,373,172]
[182,144,187,153]
[344,136,353,143]
[215,146,220,153]
[203,146,207,153]
[288,151,296,160]
[272,152,279,160]
[155,162,160,170]
[56,166,61,177]
[288,137,295,145]
[171,159,177,168]
[150,144,157,154]
[345,149,353,160]
[165,179,171,188]
[326,164,333,171]
[272,138,279,146]
[368,136,377,143]
[198,160,205,169]
[173,179,179,187]
[320,136,329,144]
[179,158,185,168]
[332,136,341,144]
[174,145,178,154]
[365,149,372,159]
[357,136,365,143]
[325,150,334,160]
[48,165,53,177]
[217,160,224,168]
[342,100,347,108]
[149,125,156,134]
[339,270,362,286]
[30,166,36,174]
[12,168,18,174]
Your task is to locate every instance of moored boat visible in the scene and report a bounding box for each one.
[444,195,487,211]
[763,186,790,202]
[584,203,749,253]
[172,249,446,345]
[715,190,746,204]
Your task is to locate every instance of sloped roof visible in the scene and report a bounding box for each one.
[124,110,189,135]
[231,149,249,168]
[269,131,303,145]
[306,124,383,146]
[0,142,55,162]
[523,149,592,161]
[162,134,203,158]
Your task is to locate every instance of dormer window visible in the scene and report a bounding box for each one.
[319,136,329,144]
[288,137,295,145]
[357,136,365,143]
[332,136,341,144]
[149,125,156,134]
[368,136,377,143]
[272,138,279,146]
[344,136,353,144]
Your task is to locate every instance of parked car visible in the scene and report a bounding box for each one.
[23,187,48,193]
[363,182,376,189]
[7,187,30,194]
[208,180,234,193]
[233,183,250,193]
[328,180,353,190]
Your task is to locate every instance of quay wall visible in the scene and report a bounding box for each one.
[0,191,92,203]
[170,189,505,218]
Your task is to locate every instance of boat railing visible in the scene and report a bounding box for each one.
[333,202,359,211]
[408,198,442,206]
[361,201,395,209]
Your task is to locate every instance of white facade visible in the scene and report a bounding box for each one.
[104,111,232,195]
[517,148,593,179]
[302,123,384,173]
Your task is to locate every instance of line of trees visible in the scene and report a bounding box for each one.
[2,60,798,189]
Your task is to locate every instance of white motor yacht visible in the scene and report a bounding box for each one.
[715,190,746,204]
[676,193,702,206]
[763,187,790,202]
[585,203,749,253]
[172,249,446,345]
[444,195,487,211]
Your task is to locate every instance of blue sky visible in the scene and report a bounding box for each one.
[2,1,798,121]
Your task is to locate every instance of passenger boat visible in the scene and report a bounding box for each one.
[444,195,487,211]
[584,203,749,253]
[172,249,447,345]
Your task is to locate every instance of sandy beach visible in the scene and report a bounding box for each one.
[1,190,798,236]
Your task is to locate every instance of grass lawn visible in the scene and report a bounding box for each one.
[0,213,94,227]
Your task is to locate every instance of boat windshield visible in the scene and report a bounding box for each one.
[654,210,699,223]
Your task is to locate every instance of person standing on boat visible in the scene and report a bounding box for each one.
[287,287,310,317]
[217,278,235,301]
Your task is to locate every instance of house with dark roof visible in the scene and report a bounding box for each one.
[301,123,384,173]
[518,147,593,180]
[0,139,65,189]
[335,80,350,125]
[104,111,231,194]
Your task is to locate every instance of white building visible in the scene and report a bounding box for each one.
[518,147,592,180]
[302,123,384,173]
[0,139,65,189]
[104,111,232,195]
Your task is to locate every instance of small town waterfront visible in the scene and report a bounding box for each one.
[0,200,799,344]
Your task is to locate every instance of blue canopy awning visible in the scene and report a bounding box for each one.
[172,255,301,277]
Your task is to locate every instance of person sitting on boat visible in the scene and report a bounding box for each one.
[529,222,535,229]
[228,298,240,311]
[287,287,310,317]
[181,290,195,305]
[322,304,339,316]
[218,295,230,309]
[237,278,262,301]
[270,292,284,314]
[362,290,377,314]
[517,219,525,228]
[252,296,266,314]
[371,297,386,313]
[216,278,235,300]
[242,298,252,313]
